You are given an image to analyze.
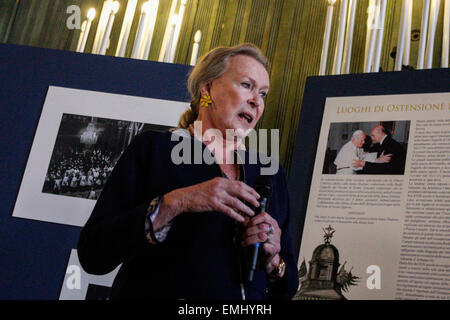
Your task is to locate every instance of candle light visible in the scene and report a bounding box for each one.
[365,0,379,72]
[116,0,138,57]
[99,1,119,55]
[364,0,375,71]
[319,0,336,75]
[169,0,187,63]
[395,0,408,71]
[87,9,96,22]
[425,0,441,68]
[342,0,357,74]
[76,20,87,52]
[165,14,178,63]
[142,0,160,60]
[92,0,113,54]
[158,0,179,62]
[332,0,348,75]
[190,30,202,66]
[372,0,387,72]
[442,0,449,67]
[417,0,431,69]
[403,0,413,66]
[78,8,96,53]
[131,2,150,59]
[77,9,95,53]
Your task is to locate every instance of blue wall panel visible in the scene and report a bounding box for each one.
[0,44,191,299]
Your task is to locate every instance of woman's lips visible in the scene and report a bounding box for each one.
[238,112,253,124]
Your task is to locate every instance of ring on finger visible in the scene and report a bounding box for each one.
[268,224,274,235]
[263,224,273,243]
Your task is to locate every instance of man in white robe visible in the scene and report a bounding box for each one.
[333,130,366,175]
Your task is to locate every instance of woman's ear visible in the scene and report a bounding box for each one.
[200,83,211,97]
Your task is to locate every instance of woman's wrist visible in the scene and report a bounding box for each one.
[265,254,280,274]
[266,254,286,280]
[152,190,184,231]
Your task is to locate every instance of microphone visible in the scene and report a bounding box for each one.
[244,175,272,284]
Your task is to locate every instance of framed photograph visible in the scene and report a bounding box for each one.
[322,120,410,175]
[12,86,188,227]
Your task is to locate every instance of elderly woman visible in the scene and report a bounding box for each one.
[78,43,298,300]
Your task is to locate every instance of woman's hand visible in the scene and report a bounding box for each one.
[153,177,260,230]
[240,212,282,275]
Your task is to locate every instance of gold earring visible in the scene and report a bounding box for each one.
[200,94,212,108]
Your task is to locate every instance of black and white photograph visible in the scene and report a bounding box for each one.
[322,120,410,175]
[42,113,169,201]
[294,225,360,300]
[12,86,187,227]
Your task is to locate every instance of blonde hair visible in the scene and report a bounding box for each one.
[178,43,268,129]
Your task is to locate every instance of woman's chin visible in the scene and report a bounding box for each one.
[230,126,252,138]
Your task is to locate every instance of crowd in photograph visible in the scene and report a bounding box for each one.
[43,145,117,200]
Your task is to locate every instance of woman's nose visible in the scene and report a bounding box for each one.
[248,94,260,108]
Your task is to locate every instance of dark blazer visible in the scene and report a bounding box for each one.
[361,135,407,175]
[77,130,298,300]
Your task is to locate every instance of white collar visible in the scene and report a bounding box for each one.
[380,135,387,145]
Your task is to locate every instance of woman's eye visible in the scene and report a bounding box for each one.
[242,82,251,89]
[259,91,267,98]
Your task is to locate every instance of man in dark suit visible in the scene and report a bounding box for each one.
[353,125,407,175]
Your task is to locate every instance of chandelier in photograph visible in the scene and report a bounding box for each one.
[80,121,99,145]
